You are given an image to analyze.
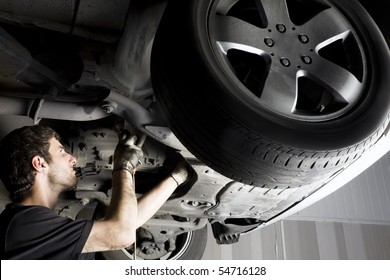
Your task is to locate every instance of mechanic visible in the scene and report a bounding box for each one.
[0,125,190,259]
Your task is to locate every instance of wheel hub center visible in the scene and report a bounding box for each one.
[264,23,314,69]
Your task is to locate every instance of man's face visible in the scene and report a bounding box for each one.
[47,137,78,192]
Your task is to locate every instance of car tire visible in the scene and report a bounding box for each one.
[151,0,390,187]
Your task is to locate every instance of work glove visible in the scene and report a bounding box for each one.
[170,155,190,186]
[113,130,145,174]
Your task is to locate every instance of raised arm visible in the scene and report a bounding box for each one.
[82,130,143,253]
[136,156,189,228]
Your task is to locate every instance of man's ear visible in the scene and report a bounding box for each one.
[31,156,47,173]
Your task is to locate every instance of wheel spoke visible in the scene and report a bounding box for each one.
[259,0,290,24]
[213,15,268,53]
[260,69,298,114]
[308,57,363,105]
[303,8,351,46]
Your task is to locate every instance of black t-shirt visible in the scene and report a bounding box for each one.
[0,203,94,260]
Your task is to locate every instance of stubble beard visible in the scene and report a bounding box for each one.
[48,171,78,193]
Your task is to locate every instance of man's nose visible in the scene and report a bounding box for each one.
[70,154,77,165]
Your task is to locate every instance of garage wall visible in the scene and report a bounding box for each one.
[202,220,390,260]
[202,151,390,260]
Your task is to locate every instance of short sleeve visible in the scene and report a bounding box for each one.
[3,205,93,260]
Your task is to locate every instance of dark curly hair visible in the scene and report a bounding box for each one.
[0,125,60,202]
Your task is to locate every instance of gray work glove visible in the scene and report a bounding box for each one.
[113,130,145,174]
[170,155,190,186]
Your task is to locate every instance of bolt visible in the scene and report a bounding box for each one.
[276,24,286,33]
[101,101,118,114]
[298,34,309,44]
[264,37,274,47]
[280,57,291,67]
[81,198,90,206]
[301,56,312,64]
[192,201,200,207]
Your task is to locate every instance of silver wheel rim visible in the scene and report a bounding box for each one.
[209,0,367,122]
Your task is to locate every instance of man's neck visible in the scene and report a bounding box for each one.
[21,182,59,209]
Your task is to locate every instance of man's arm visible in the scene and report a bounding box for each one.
[82,170,138,252]
[82,131,142,253]
[136,157,189,228]
[81,131,190,253]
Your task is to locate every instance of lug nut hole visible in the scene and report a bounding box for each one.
[301,56,312,64]
[276,24,286,33]
[280,57,291,67]
[264,37,274,47]
[299,34,309,44]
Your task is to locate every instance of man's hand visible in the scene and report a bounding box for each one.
[170,155,190,186]
[113,130,145,174]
